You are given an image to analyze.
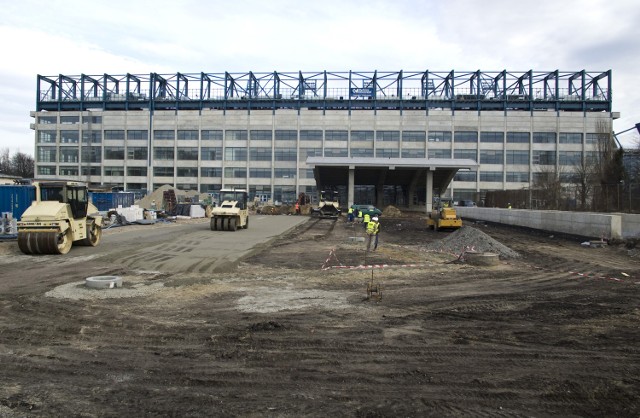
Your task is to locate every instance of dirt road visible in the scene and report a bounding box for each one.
[0,214,638,417]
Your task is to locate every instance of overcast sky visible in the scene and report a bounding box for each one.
[1,0,639,156]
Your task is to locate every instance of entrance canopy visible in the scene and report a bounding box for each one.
[305,157,479,212]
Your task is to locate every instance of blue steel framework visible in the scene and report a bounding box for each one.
[36,70,612,114]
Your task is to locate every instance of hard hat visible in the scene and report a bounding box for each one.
[372,216,378,221]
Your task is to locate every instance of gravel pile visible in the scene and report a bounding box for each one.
[425,225,521,259]
[382,205,404,217]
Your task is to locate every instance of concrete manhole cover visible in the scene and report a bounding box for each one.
[85,276,123,289]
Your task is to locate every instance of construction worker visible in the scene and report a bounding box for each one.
[507,202,512,210]
[366,216,380,252]
[347,206,354,222]
[363,212,371,228]
[356,209,364,224]
[295,202,300,215]
[371,216,380,251]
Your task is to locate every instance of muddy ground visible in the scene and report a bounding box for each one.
[0,213,639,417]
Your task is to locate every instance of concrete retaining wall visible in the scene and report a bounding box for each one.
[454,207,630,240]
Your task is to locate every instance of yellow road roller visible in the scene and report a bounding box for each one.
[17,181,103,255]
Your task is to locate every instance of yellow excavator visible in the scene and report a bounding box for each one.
[17,181,103,255]
[427,199,462,231]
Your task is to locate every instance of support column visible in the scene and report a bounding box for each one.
[426,168,434,213]
[348,166,355,207]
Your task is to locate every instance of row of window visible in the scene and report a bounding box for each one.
[38,144,595,165]
[454,171,583,183]
[37,166,317,179]
[37,129,605,145]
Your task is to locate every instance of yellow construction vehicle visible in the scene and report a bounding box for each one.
[427,200,462,231]
[17,181,103,255]
[210,189,249,231]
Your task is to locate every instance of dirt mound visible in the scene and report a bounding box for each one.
[382,205,403,217]
[425,225,521,259]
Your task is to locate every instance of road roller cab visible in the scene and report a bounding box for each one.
[17,181,103,254]
[210,189,249,231]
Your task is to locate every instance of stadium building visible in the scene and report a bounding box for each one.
[31,70,615,209]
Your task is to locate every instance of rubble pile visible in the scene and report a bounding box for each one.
[425,226,521,259]
[382,205,403,217]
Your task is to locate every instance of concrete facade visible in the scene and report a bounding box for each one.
[31,107,614,204]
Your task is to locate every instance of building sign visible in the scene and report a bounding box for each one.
[350,87,374,98]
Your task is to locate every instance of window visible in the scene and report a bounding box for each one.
[533,132,556,144]
[275,130,297,141]
[60,116,79,124]
[104,166,125,176]
[82,131,102,143]
[376,131,400,142]
[177,167,198,177]
[376,148,399,158]
[37,147,57,163]
[274,148,296,161]
[403,131,426,142]
[127,130,148,140]
[480,132,504,143]
[60,131,79,143]
[559,151,582,165]
[585,133,603,144]
[201,167,222,177]
[83,115,102,124]
[177,147,198,160]
[325,130,348,141]
[177,183,197,191]
[454,131,477,143]
[351,130,374,141]
[299,169,315,178]
[226,130,248,141]
[38,131,56,143]
[178,130,198,140]
[154,147,174,160]
[202,130,223,140]
[454,171,477,181]
[325,148,348,157]
[201,147,222,161]
[479,171,503,182]
[224,167,247,178]
[250,130,272,141]
[532,150,556,165]
[274,168,296,178]
[401,149,425,158]
[351,148,374,157]
[104,130,125,140]
[506,171,529,182]
[454,149,477,161]
[559,133,583,144]
[506,150,529,164]
[299,147,322,161]
[559,172,580,183]
[224,147,247,161]
[128,147,148,160]
[507,132,530,143]
[480,150,503,164]
[38,166,56,175]
[428,149,451,159]
[127,167,147,176]
[81,166,101,176]
[82,147,101,163]
[250,147,272,161]
[154,167,174,176]
[300,130,322,141]
[59,148,78,163]
[250,168,271,178]
[38,116,57,124]
[532,172,555,184]
[104,146,125,160]
[201,184,222,193]
[429,131,452,142]
[59,166,79,176]
[154,130,175,140]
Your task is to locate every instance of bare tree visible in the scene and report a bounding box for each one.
[531,165,564,210]
[0,148,10,174]
[592,120,625,211]
[11,152,34,178]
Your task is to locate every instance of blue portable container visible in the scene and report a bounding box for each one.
[0,185,36,220]
[89,192,135,212]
